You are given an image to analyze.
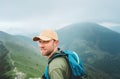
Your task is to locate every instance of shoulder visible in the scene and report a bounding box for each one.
[49,57,68,73]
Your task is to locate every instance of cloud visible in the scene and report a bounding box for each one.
[0,0,120,35]
[98,22,120,28]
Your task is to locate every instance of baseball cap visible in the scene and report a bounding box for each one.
[33,29,58,41]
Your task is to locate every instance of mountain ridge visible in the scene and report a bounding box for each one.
[58,22,120,54]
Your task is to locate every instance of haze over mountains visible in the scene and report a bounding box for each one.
[58,22,120,54]
[0,22,120,79]
[110,26,120,33]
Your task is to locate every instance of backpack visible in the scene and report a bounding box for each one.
[42,50,86,79]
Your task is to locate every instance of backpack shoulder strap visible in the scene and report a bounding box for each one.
[48,51,67,64]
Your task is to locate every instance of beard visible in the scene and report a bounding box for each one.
[40,46,55,56]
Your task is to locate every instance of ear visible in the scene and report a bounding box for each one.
[54,40,59,46]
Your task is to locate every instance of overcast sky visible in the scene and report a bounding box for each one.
[0,0,120,36]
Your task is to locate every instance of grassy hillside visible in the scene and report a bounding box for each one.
[0,31,47,79]
[0,41,14,79]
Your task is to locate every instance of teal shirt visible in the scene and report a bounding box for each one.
[48,51,70,79]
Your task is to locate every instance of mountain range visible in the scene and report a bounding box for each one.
[0,22,120,79]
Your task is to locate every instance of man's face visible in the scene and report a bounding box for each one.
[38,39,58,56]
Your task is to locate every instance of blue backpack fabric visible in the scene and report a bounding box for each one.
[42,50,86,79]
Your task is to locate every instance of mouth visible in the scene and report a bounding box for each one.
[40,47,45,50]
[40,48,46,52]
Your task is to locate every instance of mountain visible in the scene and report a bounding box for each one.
[0,31,46,79]
[57,22,120,79]
[0,40,14,79]
[110,26,120,33]
[1,22,120,79]
[58,22,120,54]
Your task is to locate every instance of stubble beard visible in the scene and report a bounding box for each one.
[46,47,55,56]
[41,47,55,57]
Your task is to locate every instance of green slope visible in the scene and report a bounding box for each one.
[0,41,15,79]
[0,31,47,79]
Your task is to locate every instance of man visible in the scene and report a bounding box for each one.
[33,29,70,79]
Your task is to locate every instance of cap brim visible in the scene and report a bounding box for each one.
[33,36,51,41]
[33,36,40,41]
